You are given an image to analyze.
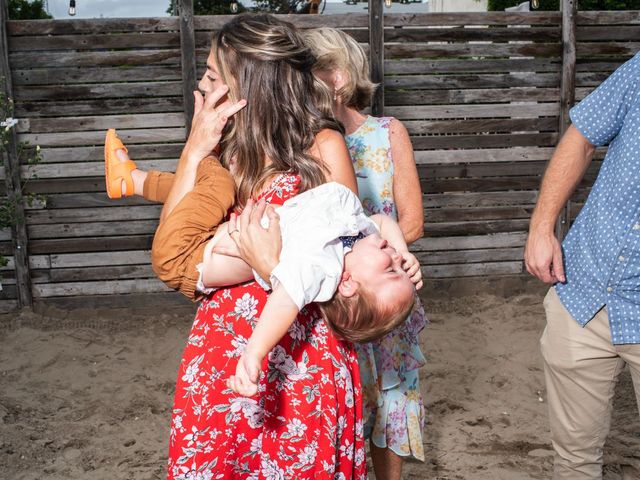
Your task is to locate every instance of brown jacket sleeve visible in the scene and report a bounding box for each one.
[150,156,235,301]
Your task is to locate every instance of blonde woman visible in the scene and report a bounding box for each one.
[305,27,426,480]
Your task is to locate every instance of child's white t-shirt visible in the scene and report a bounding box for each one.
[266,182,379,310]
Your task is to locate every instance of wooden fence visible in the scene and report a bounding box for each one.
[0,5,638,311]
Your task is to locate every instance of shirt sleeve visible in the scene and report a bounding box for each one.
[570,53,640,146]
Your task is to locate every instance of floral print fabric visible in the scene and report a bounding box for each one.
[167,174,367,480]
[345,116,427,461]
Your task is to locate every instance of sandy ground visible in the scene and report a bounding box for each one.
[1,289,639,480]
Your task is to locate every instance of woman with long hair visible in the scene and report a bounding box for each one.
[105,14,366,479]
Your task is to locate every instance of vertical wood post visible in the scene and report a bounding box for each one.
[555,0,577,241]
[178,0,197,135]
[369,0,384,116]
[0,0,33,308]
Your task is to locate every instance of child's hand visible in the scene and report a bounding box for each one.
[401,251,423,289]
[226,351,261,397]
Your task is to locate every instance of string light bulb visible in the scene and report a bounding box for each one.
[384,0,392,7]
[230,1,239,12]
[68,0,76,16]
[530,0,539,8]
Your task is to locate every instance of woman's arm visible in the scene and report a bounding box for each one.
[313,128,358,195]
[160,86,246,222]
[389,118,424,245]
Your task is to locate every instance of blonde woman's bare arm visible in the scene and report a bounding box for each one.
[389,118,424,245]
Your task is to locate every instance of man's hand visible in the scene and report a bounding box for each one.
[524,230,566,284]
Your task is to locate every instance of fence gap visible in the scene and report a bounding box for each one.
[0,0,33,308]
[556,0,577,241]
[179,0,197,135]
[369,0,384,116]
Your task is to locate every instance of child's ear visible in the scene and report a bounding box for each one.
[337,271,358,298]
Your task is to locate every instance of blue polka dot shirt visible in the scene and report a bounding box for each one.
[555,53,640,345]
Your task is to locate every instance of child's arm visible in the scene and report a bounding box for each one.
[227,284,299,396]
[370,213,410,253]
[370,213,423,289]
[199,223,254,288]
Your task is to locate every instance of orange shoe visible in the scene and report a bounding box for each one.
[105,129,137,199]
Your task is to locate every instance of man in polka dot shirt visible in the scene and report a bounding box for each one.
[525,53,640,479]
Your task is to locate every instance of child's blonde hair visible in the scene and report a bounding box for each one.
[318,286,415,344]
[304,27,377,111]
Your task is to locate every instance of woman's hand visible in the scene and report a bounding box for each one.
[214,199,282,283]
[183,85,246,164]
[401,251,423,290]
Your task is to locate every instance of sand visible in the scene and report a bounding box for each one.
[1,289,638,480]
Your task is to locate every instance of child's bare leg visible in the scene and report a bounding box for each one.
[112,148,148,197]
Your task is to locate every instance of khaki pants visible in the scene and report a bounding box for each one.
[541,288,640,479]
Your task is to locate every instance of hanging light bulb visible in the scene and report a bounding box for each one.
[68,0,76,16]
[384,0,392,7]
[530,0,539,8]
[230,1,239,12]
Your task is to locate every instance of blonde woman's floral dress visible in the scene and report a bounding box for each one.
[167,174,367,480]
[345,115,427,461]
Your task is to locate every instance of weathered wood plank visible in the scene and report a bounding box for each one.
[28,220,159,239]
[27,206,162,225]
[386,103,560,120]
[24,192,154,210]
[19,128,185,147]
[384,12,561,26]
[575,26,640,41]
[28,235,153,254]
[33,278,170,298]
[9,49,181,69]
[11,65,181,86]
[23,158,176,179]
[405,117,557,135]
[415,147,556,165]
[385,58,562,75]
[385,72,560,90]
[425,218,530,236]
[13,82,182,101]
[37,143,183,163]
[7,17,180,35]
[385,43,562,60]
[417,247,524,265]
[385,88,561,106]
[426,206,534,222]
[411,232,527,252]
[196,14,371,30]
[425,191,539,208]
[8,32,180,51]
[18,113,185,134]
[577,42,640,56]
[33,291,193,312]
[423,261,523,278]
[412,132,558,150]
[49,250,151,268]
[32,264,156,283]
[576,11,640,25]
[15,97,184,118]
[384,26,561,43]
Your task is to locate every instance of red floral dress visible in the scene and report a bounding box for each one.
[167,174,367,480]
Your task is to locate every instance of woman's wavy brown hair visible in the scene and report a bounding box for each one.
[213,14,341,207]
